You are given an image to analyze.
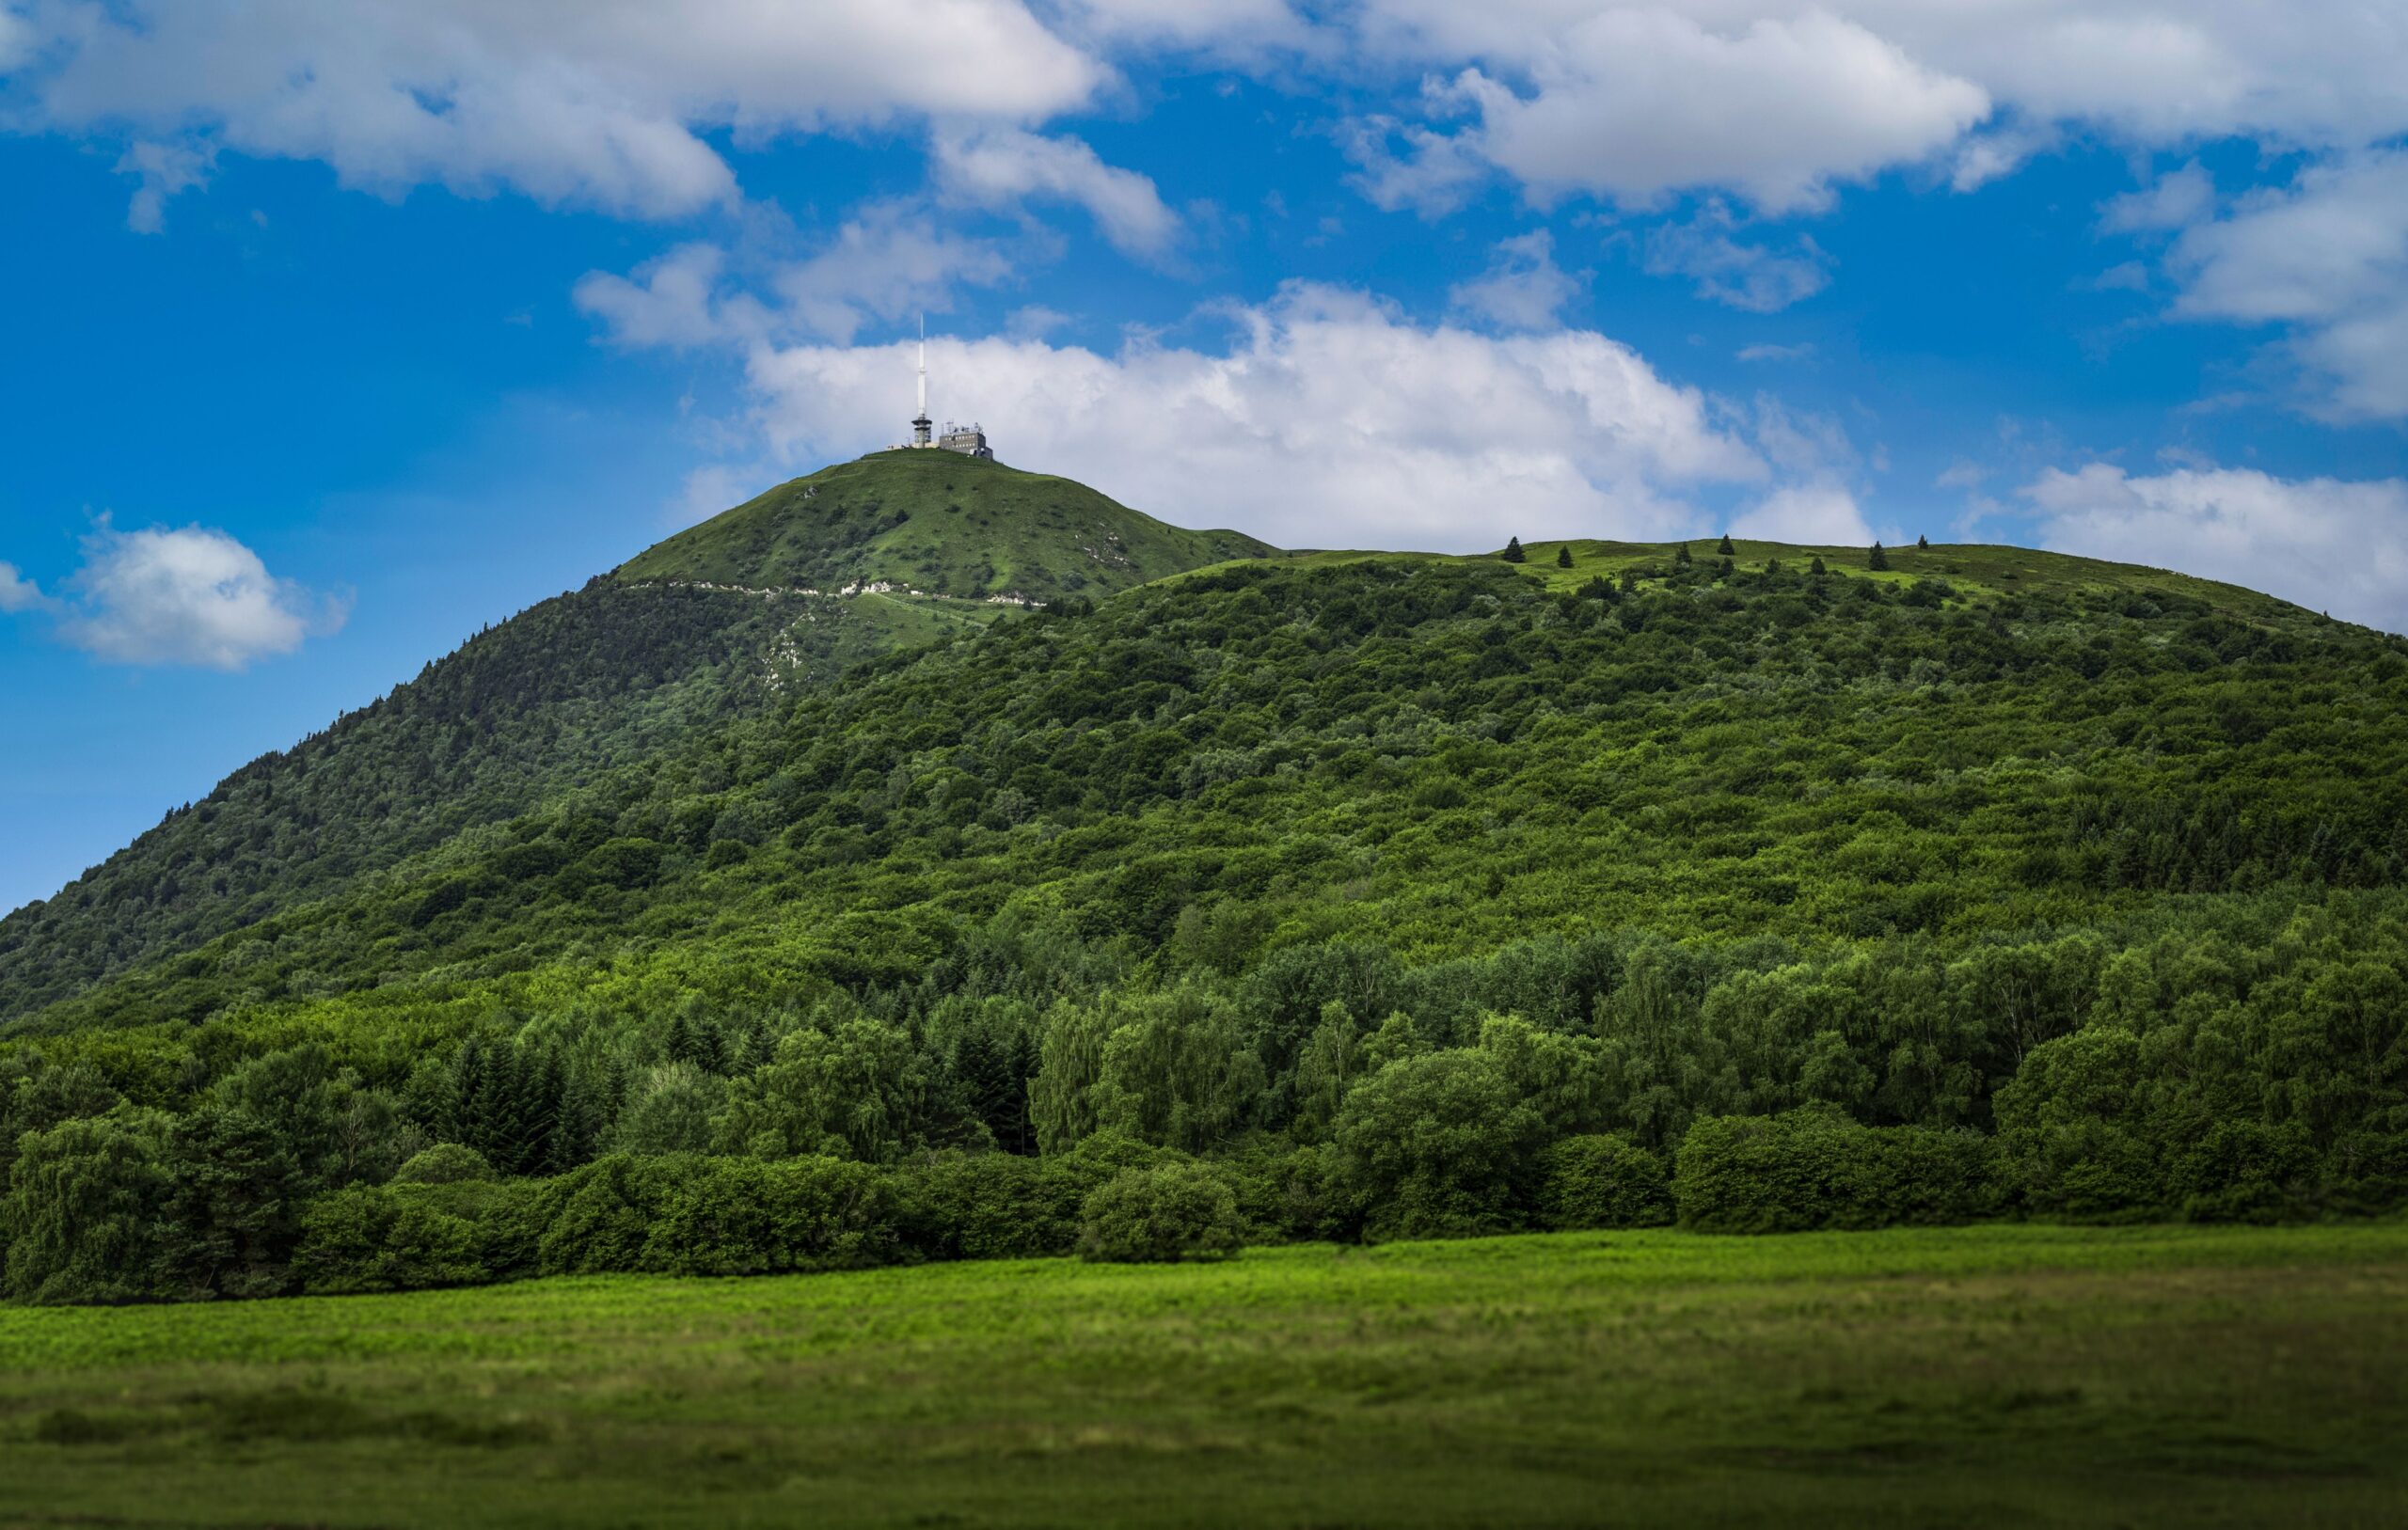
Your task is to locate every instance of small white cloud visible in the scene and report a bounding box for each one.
[1342,111,1493,217]
[1935,460,1987,490]
[575,243,755,350]
[933,127,1180,259]
[2099,161,2215,233]
[1644,205,1830,312]
[41,522,345,669]
[1448,230,1581,330]
[2089,260,2151,292]
[668,463,768,528]
[0,561,54,613]
[1006,305,1072,339]
[1735,341,1814,363]
[116,140,213,233]
[1948,119,2056,192]
[2022,462,2408,632]
[1729,482,1873,544]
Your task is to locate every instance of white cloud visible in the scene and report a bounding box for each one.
[114,139,212,232]
[8,0,1104,220]
[1729,482,1874,545]
[932,127,1180,259]
[576,207,1016,349]
[2022,463,2408,632]
[1644,205,1830,311]
[1397,9,1990,214]
[733,282,1769,548]
[1735,342,1814,363]
[1343,112,1494,217]
[2099,161,2214,233]
[1448,230,1580,330]
[2164,150,2408,418]
[0,560,52,613]
[34,523,347,669]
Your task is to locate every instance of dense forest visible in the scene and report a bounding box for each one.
[5,460,2406,1303]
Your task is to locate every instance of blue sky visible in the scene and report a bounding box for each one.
[4,2,2407,914]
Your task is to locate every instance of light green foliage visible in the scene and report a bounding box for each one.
[1077,1161,1244,1262]
[392,1144,493,1186]
[711,1017,928,1162]
[1334,1049,1547,1239]
[3,1109,176,1304]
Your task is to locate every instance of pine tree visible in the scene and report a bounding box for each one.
[1868,541,1890,571]
[1810,556,1827,576]
[1674,544,1693,566]
[1555,544,1574,568]
[1916,534,1929,548]
[1619,568,1640,594]
[1501,536,1527,563]
[1717,533,1735,557]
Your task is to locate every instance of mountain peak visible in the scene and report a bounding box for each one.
[616,452,1273,607]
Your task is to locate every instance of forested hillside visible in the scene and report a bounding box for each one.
[0,453,1271,1021]
[4,485,2406,1304]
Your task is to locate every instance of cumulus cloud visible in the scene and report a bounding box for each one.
[1729,482,1874,545]
[1391,9,1989,214]
[115,139,213,233]
[0,560,53,613]
[932,127,1180,259]
[2164,150,2408,418]
[729,282,1768,548]
[1448,230,1581,330]
[575,207,1015,349]
[2022,463,2408,632]
[2099,161,2215,233]
[15,523,349,669]
[1644,205,1831,312]
[7,0,1103,221]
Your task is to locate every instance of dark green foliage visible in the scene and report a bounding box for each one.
[1541,1134,1673,1228]
[1674,544,1693,565]
[1555,544,1573,568]
[1717,533,1735,557]
[1673,1108,2003,1233]
[7,487,2408,1302]
[1077,1162,1244,1263]
[1918,534,1930,548]
[1501,537,1526,563]
[1869,541,1890,571]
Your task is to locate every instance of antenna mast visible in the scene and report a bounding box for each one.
[911,314,933,448]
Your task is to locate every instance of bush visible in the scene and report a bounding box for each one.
[534,1153,908,1277]
[1673,1107,2002,1233]
[1541,1134,1672,1229]
[393,1143,494,1185]
[293,1184,487,1294]
[1332,1049,1547,1239]
[899,1151,1066,1260]
[1077,1163,1244,1263]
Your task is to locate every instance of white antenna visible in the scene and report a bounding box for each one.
[910,313,933,447]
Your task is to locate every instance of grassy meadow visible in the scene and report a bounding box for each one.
[4,1221,2405,1528]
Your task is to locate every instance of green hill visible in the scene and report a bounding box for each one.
[0,453,1270,1020]
[3,475,2406,1308]
[618,450,1273,604]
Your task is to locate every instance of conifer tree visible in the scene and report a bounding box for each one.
[1868,541,1890,571]
[1717,533,1735,557]
[1556,544,1574,568]
[1501,537,1526,563]
[1917,534,1930,548]
[1810,556,1827,576]
[1674,544,1693,566]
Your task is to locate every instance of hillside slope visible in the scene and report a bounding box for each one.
[5,536,2406,1305]
[0,453,1270,1022]
[618,450,1274,604]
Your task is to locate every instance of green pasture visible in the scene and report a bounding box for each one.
[4,1221,2403,1528]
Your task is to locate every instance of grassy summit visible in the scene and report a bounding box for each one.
[618,450,1274,605]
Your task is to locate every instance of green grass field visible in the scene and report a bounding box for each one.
[4,1222,2404,1528]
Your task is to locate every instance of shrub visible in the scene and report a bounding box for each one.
[1673,1107,2001,1233]
[534,1153,908,1277]
[900,1151,1074,1260]
[1077,1163,1244,1263]
[1333,1049,1547,1239]
[393,1143,494,1185]
[293,1184,487,1294]
[1541,1134,1673,1229]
